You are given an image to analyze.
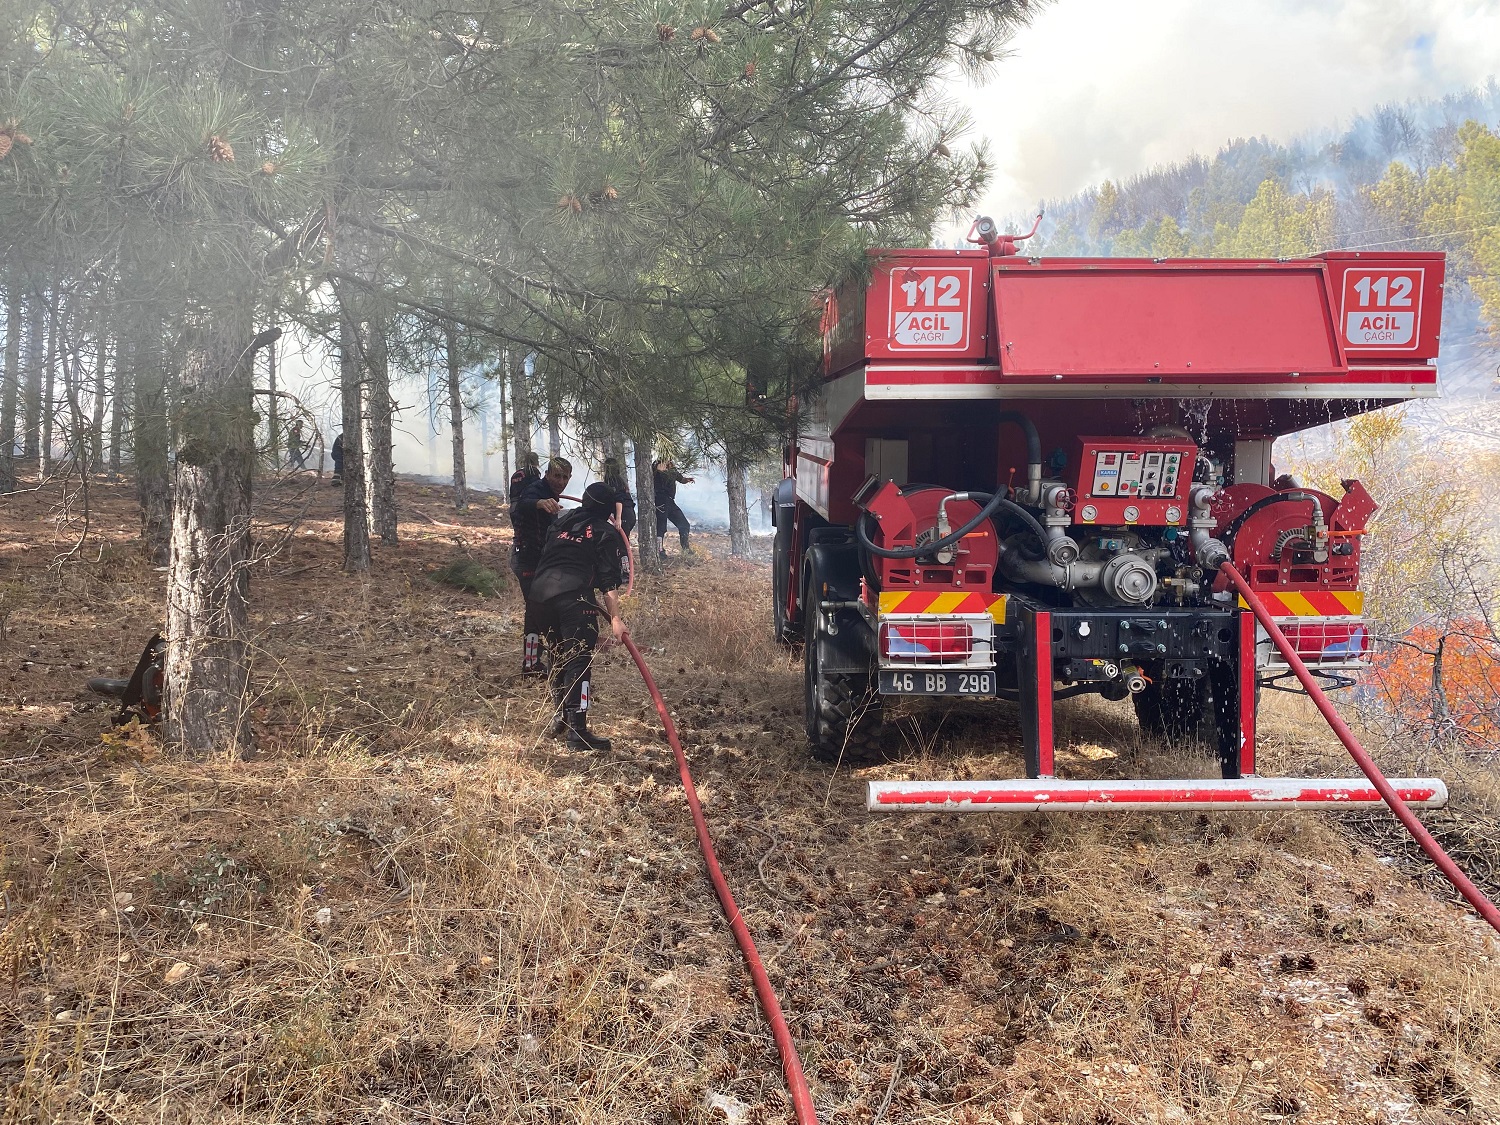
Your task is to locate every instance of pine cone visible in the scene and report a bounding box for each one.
[207,135,235,162]
[691,26,719,43]
[744,60,756,79]
[657,23,675,42]
[557,193,582,213]
[0,135,11,161]
[260,161,279,176]
[602,184,618,201]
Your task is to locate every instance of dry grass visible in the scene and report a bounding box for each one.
[3,478,1500,1123]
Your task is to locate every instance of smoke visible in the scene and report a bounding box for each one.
[951,0,1500,223]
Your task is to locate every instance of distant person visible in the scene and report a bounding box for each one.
[330,433,344,486]
[602,455,636,535]
[652,458,694,557]
[287,420,308,471]
[528,481,629,751]
[511,456,572,675]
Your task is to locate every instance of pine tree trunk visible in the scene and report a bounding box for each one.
[445,323,467,512]
[164,311,269,758]
[40,300,56,477]
[266,337,279,464]
[0,287,19,493]
[633,434,661,574]
[508,348,533,469]
[547,395,561,458]
[340,309,370,572]
[90,330,108,470]
[365,321,397,544]
[498,369,511,484]
[727,453,751,557]
[109,333,131,478]
[59,311,88,472]
[22,291,41,461]
[134,324,171,564]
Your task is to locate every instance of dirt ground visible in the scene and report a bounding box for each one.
[3,474,1499,1124]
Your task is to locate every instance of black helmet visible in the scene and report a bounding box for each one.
[581,481,615,512]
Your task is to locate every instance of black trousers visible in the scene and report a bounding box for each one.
[512,547,546,667]
[534,591,602,711]
[655,500,690,547]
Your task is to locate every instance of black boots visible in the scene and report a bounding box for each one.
[564,708,611,752]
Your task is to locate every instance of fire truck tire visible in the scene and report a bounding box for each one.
[803,581,883,763]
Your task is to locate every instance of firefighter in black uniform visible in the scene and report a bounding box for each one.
[652,458,694,557]
[508,451,540,507]
[511,456,572,675]
[529,482,630,750]
[602,455,636,535]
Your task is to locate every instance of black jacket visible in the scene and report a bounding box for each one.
[653,465,689,505]
[511,476,562,565]
[529,508,628,603]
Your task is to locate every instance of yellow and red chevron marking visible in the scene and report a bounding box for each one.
[1237,589,1364,616]
[879,590,1007,623]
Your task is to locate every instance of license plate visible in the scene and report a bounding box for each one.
[879,670,994,695]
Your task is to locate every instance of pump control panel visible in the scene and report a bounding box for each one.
[1072,437,1198,526]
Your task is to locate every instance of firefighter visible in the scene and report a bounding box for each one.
[508,451,540,507]
[330,433,344,485]
[652,458,694,557]
[602,455,636,535]
[511,456,572,675]
[528,481,630,750]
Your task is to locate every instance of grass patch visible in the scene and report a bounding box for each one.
[429,555,505,597]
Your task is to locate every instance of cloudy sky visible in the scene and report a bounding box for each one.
[955,0,1500,223]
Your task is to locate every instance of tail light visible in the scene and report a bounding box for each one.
[880,621,973,662]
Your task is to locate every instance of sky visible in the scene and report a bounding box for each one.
[954,0,1500,225]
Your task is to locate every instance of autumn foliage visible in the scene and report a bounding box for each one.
[1369,620,1500,750]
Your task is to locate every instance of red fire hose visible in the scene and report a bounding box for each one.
[620,632,820,1124]
[1221,562,1500,935]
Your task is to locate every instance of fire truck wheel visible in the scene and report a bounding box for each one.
[803,585,883,763]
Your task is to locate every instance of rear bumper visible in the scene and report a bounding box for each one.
[867,776,1448,812]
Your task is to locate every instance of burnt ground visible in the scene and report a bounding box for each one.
[2,473,1499,1125]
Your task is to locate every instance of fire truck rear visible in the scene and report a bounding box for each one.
[772,217,1446,806]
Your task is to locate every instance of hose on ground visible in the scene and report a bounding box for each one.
[620,632,820,1124]
[1221,561,1500,935]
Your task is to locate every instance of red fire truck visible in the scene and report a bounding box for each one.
[772,218,1449,812]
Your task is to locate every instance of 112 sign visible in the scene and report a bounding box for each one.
[889,266,972,349]
[1341,268,1422,349]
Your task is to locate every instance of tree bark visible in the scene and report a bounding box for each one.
[633,434,661,574]
[445,323,467,511]
[364,320,398,543]
[497,367,511,484]
[22,291,41,461]
[0,287,19,493]
[109,329,131,478]
[508,348,533,470]
[266,335,279,463]
[546,393,561,459]
[90,329,109,470]
[727,453,751,557]
[40,298,56,477]
[134,324,171,564]
[339,308,370,572]
[164,310,269,758]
